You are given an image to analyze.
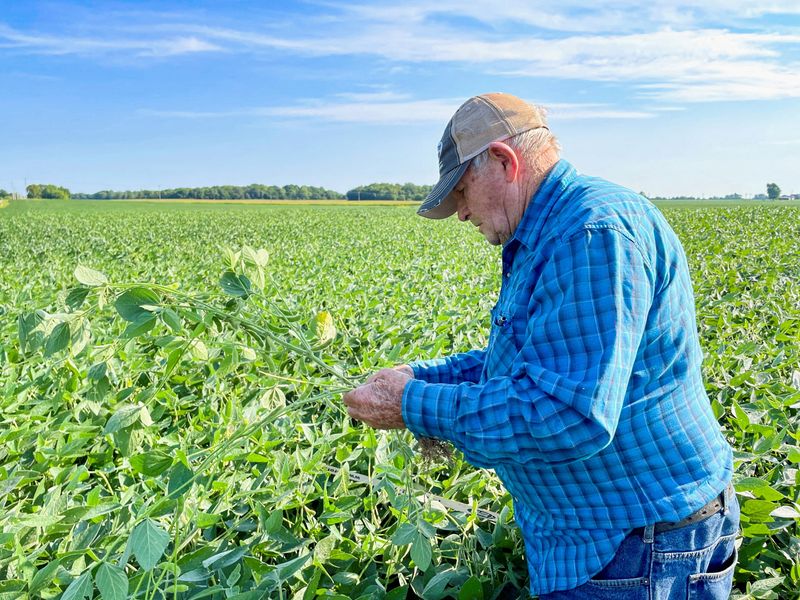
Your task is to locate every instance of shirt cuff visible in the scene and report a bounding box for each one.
[401,378,457,442]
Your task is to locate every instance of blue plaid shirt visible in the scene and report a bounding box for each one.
[402,160,733,595]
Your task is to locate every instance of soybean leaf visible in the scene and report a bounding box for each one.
[60,571,93,600]
[87,362,107,381]
[386,587,408,600]
[202,547,247,570]
[130,519,170,571]
[44,322,70,356]
[18,311,45,353]
[458,575,484,600]
[17,313,32,350]
[189,338,208,361]
[410,532,432,572]
[28,559,61,595]
[391,522,417,546]
[314,311,336,346]
[115,287,160,322]
[104,405,144,435]
[166,347,183,373]
[161,308,182,333]
[130,450,173,477]
[313,535,336,565]
[74,265,108,287]
[95,563,128,600]
[422,569,453,599]
[71,320,92,356]
[770,506,800,519]
[736,477,784,501]
[66,286,91,310]
[122,315,156,339]
[243,245,269,268]
[220,271,251,298]
[167,462,194,499]
[749,577,785,594]
[269,554,311,583]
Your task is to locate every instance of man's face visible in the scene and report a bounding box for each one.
[451,160,514,246]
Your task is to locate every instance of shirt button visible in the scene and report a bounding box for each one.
[505,272,510,278]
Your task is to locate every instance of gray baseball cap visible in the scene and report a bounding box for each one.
[418,93,548,219]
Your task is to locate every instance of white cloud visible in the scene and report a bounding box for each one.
[139,99,460,123]
[331,1,800,33]
[168,21,800,102]
[546,104,655,120]
[140,98,653,124]
[0,24,221,57]
[760,139,800,146]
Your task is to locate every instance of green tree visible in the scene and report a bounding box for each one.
[27,183,70,199]
[346,182,433,201]
[0,189,10,199]
[766,183,781,200]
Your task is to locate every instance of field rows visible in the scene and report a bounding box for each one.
[0,200,798,599]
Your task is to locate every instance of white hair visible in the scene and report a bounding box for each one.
[470,123,560,175]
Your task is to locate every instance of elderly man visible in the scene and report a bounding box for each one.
[343,93,738,598]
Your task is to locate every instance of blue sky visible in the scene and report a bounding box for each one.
[1,1,799,197]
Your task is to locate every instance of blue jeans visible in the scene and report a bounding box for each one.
[540,485,739,599]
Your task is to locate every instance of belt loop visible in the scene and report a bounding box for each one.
[643,524,655,544]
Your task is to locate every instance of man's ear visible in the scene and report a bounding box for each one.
[487,141,520,182]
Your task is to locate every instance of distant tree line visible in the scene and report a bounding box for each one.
[346,183,433,201]
[0,189,11,199]
[26,182,435,201]
[70,184,345,200]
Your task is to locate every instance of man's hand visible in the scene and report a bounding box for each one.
[343,367,412,429]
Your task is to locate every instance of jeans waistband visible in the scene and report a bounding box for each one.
[633,482,734,540]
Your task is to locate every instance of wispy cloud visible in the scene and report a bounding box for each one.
[331,0,800,33]
[0,23,221,57]
[546,104,654,120]
[161,19,800,103]
[140,97,653,124]
[760,138,800,146]
[139,98,459,124]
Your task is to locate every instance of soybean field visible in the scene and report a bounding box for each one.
[1,199,799,599]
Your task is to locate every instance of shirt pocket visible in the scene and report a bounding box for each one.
[485,303,516,379]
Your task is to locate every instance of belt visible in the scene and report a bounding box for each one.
[635,482,734,535]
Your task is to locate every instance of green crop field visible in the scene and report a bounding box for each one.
[1,199,799,599]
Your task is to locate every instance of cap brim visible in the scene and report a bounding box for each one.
[417,161,469,219]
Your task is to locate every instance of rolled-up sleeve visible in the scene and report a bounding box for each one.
[402,227,654,467]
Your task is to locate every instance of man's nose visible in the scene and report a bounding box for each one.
[456,198,469,222]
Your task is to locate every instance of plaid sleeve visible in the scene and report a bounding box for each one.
[402,227,654,466]
[408,349,487,384]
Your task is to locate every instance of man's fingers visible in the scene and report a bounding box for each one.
[342,375,406,430]
[393,364,414,378]
[346,401,374,428]
[366,368,394,384]
[343,383,373,408]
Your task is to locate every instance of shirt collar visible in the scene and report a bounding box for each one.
[504,159,576,253]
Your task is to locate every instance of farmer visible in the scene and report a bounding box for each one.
[343,93,738,598]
